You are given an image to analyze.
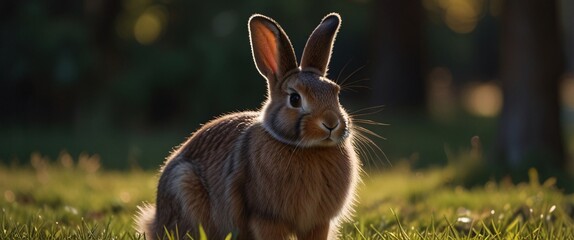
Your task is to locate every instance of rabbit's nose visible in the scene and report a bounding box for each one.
[321,110,340,132]
[322,122,339,131]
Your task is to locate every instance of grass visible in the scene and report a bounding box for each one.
[1,152,573,239]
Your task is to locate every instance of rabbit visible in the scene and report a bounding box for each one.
[136,12,361,240]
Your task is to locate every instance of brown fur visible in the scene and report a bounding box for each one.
[136,13,361,240]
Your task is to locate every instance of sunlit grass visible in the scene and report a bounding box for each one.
[1,153,573,239]
[350,165,574,239]
[0,152,156,239]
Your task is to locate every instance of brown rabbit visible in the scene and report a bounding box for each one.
[136,13,361,240]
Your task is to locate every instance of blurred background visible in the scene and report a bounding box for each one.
[1,0,573,185]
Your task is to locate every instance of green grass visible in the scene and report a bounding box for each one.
[1,154,573,239]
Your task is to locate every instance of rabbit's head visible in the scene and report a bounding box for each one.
[249,13,349,148]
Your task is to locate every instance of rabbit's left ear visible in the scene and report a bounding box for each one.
[249,14,298,86]
[300,13,341,76]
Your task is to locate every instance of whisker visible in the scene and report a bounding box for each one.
[353,133,374,165]
[358,130,389,163]
[353,132,385,169]
[341,85,371,93]
[335,58,353,85]
[357,131,389,167]
[338,65,366,88]
[352,119,389,126]
[349,105,386,116]
[348,108,392,170]
[354,131,391,169]
[354,125,386,140]
[340,78,371,92]
[352,134,371,168]
[356,135,377,169]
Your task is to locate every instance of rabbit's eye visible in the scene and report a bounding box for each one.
[289,93,302,108]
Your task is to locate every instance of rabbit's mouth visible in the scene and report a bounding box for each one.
[316,131,346,147]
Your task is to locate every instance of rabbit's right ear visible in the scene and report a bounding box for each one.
[249,14,298,87]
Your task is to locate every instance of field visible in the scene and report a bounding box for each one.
[1,152,573,239]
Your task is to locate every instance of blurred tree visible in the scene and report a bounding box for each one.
[371,0,425,110]
[495,0,566,173]
[76,0,123,131]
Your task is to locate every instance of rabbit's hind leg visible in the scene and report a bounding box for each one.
[156,160,213,239]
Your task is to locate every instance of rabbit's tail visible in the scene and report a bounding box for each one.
[135,203,156,239]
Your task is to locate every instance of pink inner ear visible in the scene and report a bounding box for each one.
[253,24,278,75]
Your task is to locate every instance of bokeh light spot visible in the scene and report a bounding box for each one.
[134,13,161,45]
[463,82,503,117]
[427,0,484,34]
[133,6,167,45]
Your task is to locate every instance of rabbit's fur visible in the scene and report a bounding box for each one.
[136,13,361,240]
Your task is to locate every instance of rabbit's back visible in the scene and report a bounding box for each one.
[173,111,258,165]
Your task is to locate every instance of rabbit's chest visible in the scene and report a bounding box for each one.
[287,158,350,217]
[250,149,354,228]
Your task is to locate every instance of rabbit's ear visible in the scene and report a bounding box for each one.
[300,13,341,76]
[249,14,298,85]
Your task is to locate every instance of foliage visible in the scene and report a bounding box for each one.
[1,155,573,239]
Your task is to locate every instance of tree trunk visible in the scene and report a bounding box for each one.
[496,0,565,173]
[371,0,425,110]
